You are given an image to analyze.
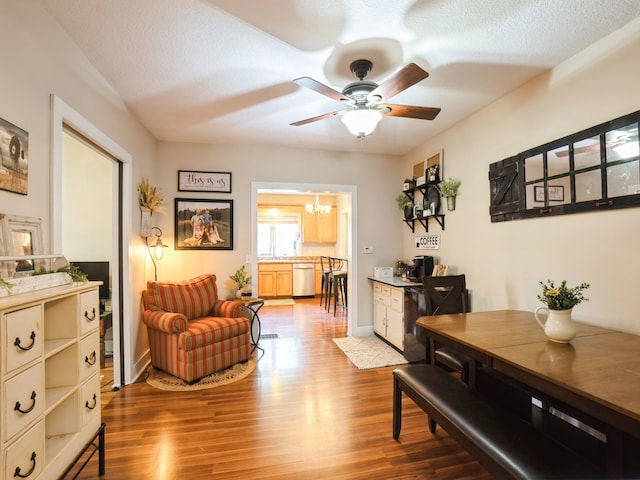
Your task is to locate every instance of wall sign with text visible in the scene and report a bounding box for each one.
[178,170,232,193]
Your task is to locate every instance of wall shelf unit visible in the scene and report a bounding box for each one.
[400,182,445,232]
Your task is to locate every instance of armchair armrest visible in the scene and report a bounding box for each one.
[210,299,245,318]
[142,309,189,333]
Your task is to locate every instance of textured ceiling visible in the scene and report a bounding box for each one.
[43,0,640,156]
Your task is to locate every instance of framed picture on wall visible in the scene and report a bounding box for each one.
[174,198,233,250]
[178,170,232,193]
[0,117,29,195]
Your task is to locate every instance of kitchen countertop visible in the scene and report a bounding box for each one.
[368,276,423,288]
[258,256,320,264]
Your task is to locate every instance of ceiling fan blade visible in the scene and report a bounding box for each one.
[290,110,346,126]
[368,63,429,103]
[294,77,351,103]
[381,104,441,121]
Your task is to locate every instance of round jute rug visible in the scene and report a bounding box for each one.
[145,358,256,391]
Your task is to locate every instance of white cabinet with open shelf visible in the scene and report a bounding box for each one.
[1,282,102,479]
[372,282,404,350]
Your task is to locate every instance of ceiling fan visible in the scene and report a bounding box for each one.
[290,59,441,138]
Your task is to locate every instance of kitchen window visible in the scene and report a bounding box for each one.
[257,212,301,257]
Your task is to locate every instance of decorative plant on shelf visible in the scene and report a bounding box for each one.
[32,264,88,282]
[0,278,13,294]
[427,165,440,182]
[230,265,252,297]
[438,177,461,211]
[395,193,414,220]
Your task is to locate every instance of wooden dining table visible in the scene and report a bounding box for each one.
[416,309,614,384]
[416,309,640,475]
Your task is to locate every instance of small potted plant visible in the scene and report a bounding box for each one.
[427,165,440,182]
[230,265,252,298]
[535,279,590,342]
[438,177,461,211]
[395,193,414,220]
[402,178,415,191]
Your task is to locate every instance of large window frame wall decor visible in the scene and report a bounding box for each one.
[490,110,640,223]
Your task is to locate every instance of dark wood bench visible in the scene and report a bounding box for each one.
[393,364,606,479]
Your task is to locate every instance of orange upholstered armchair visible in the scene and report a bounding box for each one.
[142,274,251,382]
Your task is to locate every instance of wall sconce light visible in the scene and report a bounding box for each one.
[146,227,168,281]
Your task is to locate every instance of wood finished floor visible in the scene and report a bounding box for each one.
[74,298,492,479]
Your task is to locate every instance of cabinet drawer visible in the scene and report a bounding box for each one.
[81,373,101,426]
[5,305,42,373]
[79,332,100,382]
[373,284,391,306]
[4,421,44,480]
[259,263,292,272]
[79,289,100,336]
[390,288,404,313]
[4,363,44,442]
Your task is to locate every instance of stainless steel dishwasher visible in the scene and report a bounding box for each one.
[293,263,315,297]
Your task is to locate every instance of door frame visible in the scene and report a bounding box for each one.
[51,95,133,387]
[251,181,357,336]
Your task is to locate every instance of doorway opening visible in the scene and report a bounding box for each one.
[252,182,357,335]
[51,95,134,388]
[61,130,118,395]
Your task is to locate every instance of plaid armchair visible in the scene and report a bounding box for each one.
[142,274,250,382]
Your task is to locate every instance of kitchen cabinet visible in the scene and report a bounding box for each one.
[1,282,103,479]
[258,263,292,297]
[302,207,337,243]
[372,282,404,350]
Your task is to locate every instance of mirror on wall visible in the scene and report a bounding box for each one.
[523,119,640,213]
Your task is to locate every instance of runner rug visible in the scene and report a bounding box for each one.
[264,298,296,306]
[333,335,408,370]
[146,358,256,391]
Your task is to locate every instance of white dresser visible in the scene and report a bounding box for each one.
[1,282,103,479]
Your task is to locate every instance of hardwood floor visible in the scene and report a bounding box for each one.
[73,298,492,479]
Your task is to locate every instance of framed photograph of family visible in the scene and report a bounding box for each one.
[174,198,233,250]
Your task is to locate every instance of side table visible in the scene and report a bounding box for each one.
[240,297,264,354]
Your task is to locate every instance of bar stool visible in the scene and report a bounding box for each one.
[326,258,347,316]
[319,256,331,307]
[330,270,347,316]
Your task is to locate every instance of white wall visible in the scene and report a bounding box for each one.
[402,18,640,334]
[153,142,403,331]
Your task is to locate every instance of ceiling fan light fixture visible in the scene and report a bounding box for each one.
[341,109,382,138]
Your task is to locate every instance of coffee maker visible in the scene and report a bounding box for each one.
[407,256,434,282]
